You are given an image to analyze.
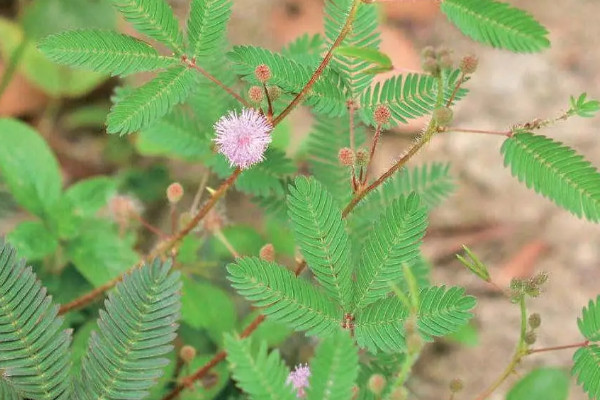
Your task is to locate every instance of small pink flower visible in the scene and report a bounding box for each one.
[213,108,272,169]
[287,364,310,398]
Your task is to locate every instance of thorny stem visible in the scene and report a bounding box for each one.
[363,124,383,185]
[181,55,251,108]
[272,0,361,126]
[445,127,512,137]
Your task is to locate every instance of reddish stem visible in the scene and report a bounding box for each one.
[528,341,589,354]
[363,124,383,185]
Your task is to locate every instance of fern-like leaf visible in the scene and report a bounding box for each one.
[306,114,365,201]
[288,177,354,311]
[0,240,72,399]
[227,257,340,337]
[110,0,183,53]
[187,0,232,59]
[0,381,20,400]
[578,296,600,342]
[441,0,550,53]
[572,345,600,400]
[224,335,296,400]
[360,71,467,126]
[236,150,296,197]
[228,46,347,116]
[324,0,380,97]
[107,66,196,135]
[353,194,428,310]
[38,30,177,76]
[306,330,359,400]
[282,34,324,66]
[417,286,476,340]
[354,297,408,353]
[78,258,181,400]
[501,132,600,222]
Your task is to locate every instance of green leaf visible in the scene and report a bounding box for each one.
[0,119,62,218]
[447,322,479,347]
[569,93,600,119]
[107,66,196,135]
[456,245,491,282]
[78,258,181,400]
[354,297,408,353]
[181,276,237,344]
[228,45,347,116]
[501,132,600,222]
[578,296,600,341]
[227,257,341,336]
[0,240,73,399]
[441,0,550,53]
[109,0,183,53]
[0,381,19,400]
[353,194,428,310]
[64,176,117,217]
[335,46,391,70]
[38,29,177,76]
[281,33,323,65]
[187,0,232,59]
[417,286,476,340]
[288,176,354,310]
[65,221,138,287]
[7,221,58,260]
[325,0,380,97]
[224,334,296,400]
[236,149,296,197]
[572,345,600,400]
[306,330,359,400]
[360,71,467,126]
[507,368,569,400]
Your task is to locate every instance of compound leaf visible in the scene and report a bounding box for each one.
[572,345,600,400]
[187,0,232,59]
[417,286,476,340]
[578,296,600,342]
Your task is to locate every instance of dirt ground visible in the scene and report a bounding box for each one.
[218,0,600,398]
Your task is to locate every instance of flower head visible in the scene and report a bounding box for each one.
[214,108,272,169]
[287,364,310,398]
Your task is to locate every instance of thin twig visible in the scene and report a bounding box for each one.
[191,172,210,214]
[213,229,241,259]
[446,71,466,107]
[263,83,274,119]
[130,212,169,239]
[446,127,512,137]
[527,341,589,355]
[363,124,383,185]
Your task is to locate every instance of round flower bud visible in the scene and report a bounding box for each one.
[254,64,271,83]
[524,281,540,298]
[259,243,275,262]
[439,54,453,70]
[248,86,264,103]
[525,331,537,345]
[338,147,355,166]
[167,182,184,204]
[433,107,453,126]
[267,85,282,101]
[367,374,386,395]
[533,271,549,286]
[422,58,439,76]
[449,378,464,393]
[528,313,542,329]
[421,45,436,59]
[460,55,479,74]
[436,46,451,59]
[373,105,391,125]
[355,148,369,167]
[180,345,196,363]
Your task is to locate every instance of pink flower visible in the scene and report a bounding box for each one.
[287,364,310,398]
[213,108,272,169]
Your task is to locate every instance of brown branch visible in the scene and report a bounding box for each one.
[446,71,466,107]
[527,340,589,355]
[182,56,251,108]
[362,124,383,185]
[272,0,361,126]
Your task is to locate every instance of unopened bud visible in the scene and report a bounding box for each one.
[267,85,282,101]
[439,54,453,70]
[433,106,453,126]
[422,58,439,76]
[421,46,435,59]
[367,374,386,395]
[436,47,451,59]
[460,55,479,74]
[338,147,355,166]
[524,281,540,298]
[528,313,541,329]
[254,64,271,83]
[532,271,549,286]
[259,243,275,262]
[167,182,184,204]
[180,345,196,363]
[355,148,369,167]
[449,378,464,393]
[248,86,264,103]
[373,105,391,125]
[525,331,537,345]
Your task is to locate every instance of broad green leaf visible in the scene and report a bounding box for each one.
[64,176,117,217]
[39,30,178,76]
[7,221,58,260]
[507,368,569,400]
[441,0,550,53]
[0,119,62,217]
[187,0,232,59]
[107,66,196,135]
[501,132,600,222]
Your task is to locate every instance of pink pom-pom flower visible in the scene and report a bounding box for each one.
[287,364,311,398]
[213,108,272,169]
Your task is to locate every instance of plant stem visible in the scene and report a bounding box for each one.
[363,124,383,185]
[131,212,169,239]
[446,71,466,107]
[263,83,274,119]
[527,340,589,354]
[181,56,251,108]
[446,127,512,137]
[348,100,357,152]
[213,228,241,259]
[272,0,361,126]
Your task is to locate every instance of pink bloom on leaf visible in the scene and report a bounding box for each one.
[213,108,272,169]
[287,364,310,398]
